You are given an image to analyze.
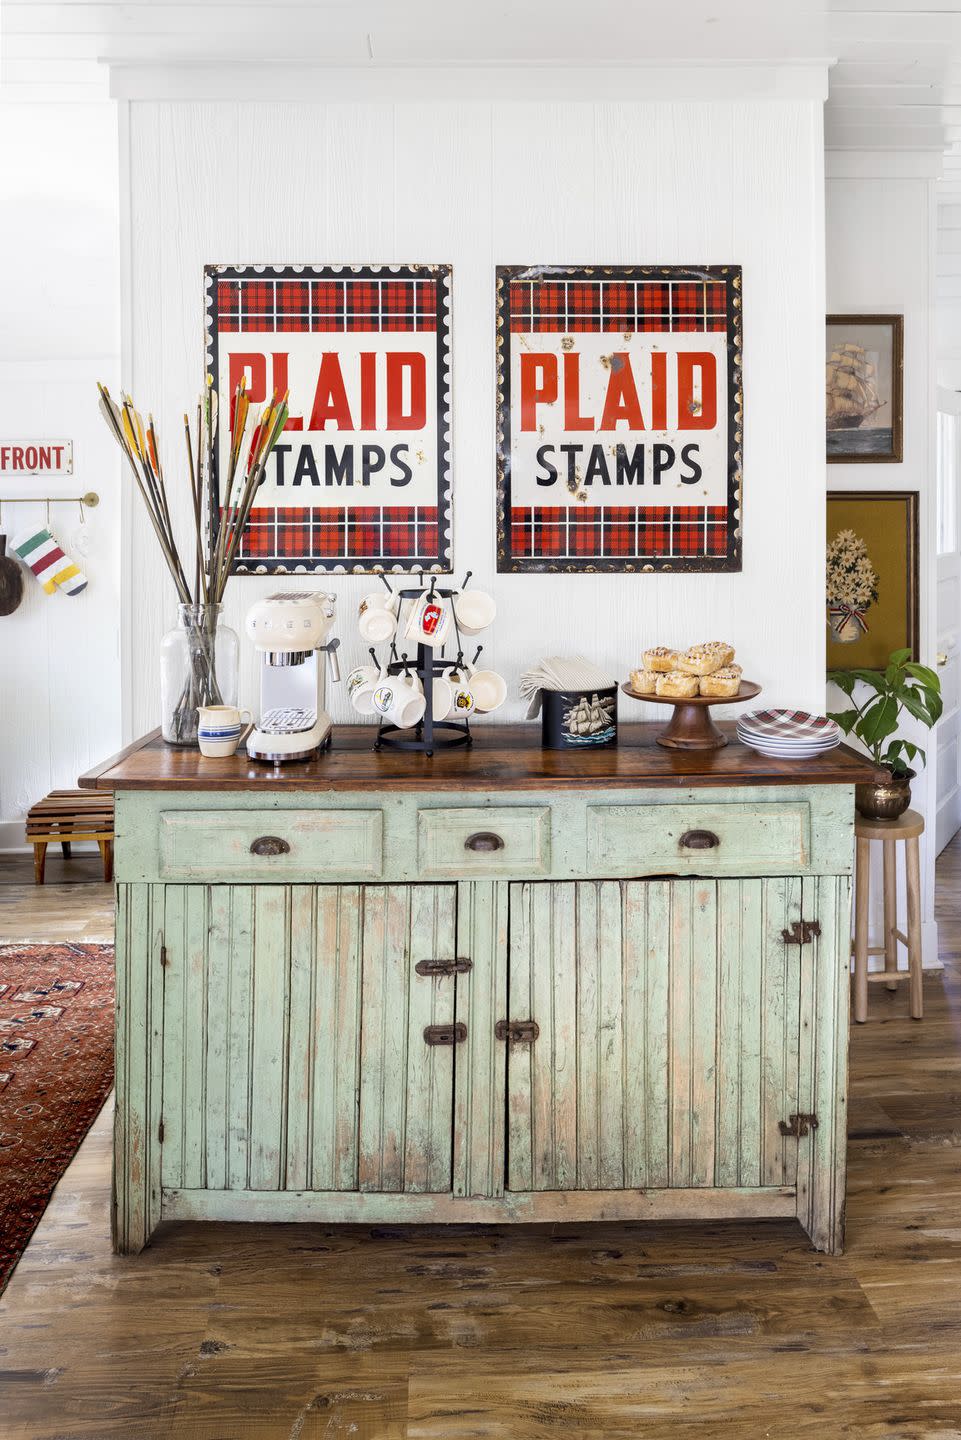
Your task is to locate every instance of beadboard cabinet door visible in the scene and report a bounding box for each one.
[158,882,458,1196]
[505,878,811,1192]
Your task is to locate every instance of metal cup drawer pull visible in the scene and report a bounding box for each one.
[679,829,720,851]
[249,835,291,857]
[464,831,505,853]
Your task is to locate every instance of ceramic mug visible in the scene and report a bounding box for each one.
[467,662,507,714]
[453,589,496,636]
[444,666,476,717]
[197,704,252,758]
[346,663,381,716]
[430,674,454,720]
[371,669,427,730]
[404,592,452,649]
[358,592,398,645]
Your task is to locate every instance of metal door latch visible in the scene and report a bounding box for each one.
[778,1112,819,1138]
[423,1022,467,1046]
[415,957,473,977]
[781,920,821,945]
[495,1019,540,1044]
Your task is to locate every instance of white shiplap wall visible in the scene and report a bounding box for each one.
[0,101,120,849]
[121,94,826,735]
[826,164,939,964]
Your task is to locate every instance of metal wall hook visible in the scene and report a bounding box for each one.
[461,570,473,590]
[472,644,483,665]
[0,492,99,510]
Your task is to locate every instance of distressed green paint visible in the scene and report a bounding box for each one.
[454,881,508,1199]
[113,783,854,1257]
[115,784,856,885]
[158,807,384,882]
[504,879,808,1197]
[418,806,552,879]
[587,801,812,875]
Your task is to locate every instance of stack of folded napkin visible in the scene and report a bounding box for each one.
[520,656,616,719]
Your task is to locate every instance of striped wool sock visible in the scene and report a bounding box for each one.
[13,526,87,596]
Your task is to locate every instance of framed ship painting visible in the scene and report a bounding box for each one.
[495,264,742,573]
[826,490,918,670]
[205,263,452,573]
[826,314,903,464]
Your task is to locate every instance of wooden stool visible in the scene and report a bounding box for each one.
[853,808,924,1023]
[26,790,115,885]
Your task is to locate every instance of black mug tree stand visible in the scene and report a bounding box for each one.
[372,571,480,756]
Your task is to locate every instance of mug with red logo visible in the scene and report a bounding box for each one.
[404,591,452,649]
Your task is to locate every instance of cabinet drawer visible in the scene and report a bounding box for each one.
[158,809,383,881]
[417,807,551,878]
[587,801,811,874]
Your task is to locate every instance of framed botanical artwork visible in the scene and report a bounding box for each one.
[826,490,918,670]
[826,314,903,463]
[495,264,743,573]
[205,263,452,574]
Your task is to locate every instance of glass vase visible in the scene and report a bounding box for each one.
[160,603,239,747]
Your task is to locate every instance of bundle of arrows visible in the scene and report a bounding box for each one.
[97,377,289,743]
[96,377,289,605]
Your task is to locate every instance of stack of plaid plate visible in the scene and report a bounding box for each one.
[736,709,841,759]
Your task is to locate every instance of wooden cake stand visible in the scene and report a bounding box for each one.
[620,680,761,750]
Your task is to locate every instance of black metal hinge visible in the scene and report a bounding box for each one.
[495,1019,540,1044]
[160,944,169,967]
[423,1022,468,1046]
[779,1112,819,1138]
[415,957,473,977]
[781,920,821,946]
[158,1121,165,1143]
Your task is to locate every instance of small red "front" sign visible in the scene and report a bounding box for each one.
[0,441,73,476]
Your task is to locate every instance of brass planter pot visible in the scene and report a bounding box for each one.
[855,768,914,822]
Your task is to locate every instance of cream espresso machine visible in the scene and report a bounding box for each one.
[244,592,340,763]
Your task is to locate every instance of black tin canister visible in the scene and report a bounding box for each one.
[541,687,617,750]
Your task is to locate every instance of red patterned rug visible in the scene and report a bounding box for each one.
[0,943,114,1295]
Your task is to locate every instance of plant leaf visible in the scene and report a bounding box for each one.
[858,694,899,750]
[826,708,859,733]
[896,686,936,727]
[904,662,941,691]
[848,668,888,690]
[828,671,856,697]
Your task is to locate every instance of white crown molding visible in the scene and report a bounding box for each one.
[826,148,943,180]
[107,60,831,105]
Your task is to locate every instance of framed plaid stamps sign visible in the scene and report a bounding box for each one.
[495,264,742,573]
[205,263,452,573]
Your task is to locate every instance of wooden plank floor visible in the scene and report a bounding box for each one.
[1,849,961,1437]
[0,853,113,944]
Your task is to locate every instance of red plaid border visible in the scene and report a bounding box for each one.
[509,279,727,334]
[230,506,440,563]
[217,277,438,334]
[510,505,729,560]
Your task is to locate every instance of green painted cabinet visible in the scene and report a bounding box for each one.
[507,878,808,1192]
[111,782,853,1257]
[159,883,459,1196]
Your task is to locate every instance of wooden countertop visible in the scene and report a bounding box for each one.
[79,724,880,793]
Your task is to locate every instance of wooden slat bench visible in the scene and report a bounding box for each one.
[26,790,115,885]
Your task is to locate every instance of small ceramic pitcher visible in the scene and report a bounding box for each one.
[197,704,252,758]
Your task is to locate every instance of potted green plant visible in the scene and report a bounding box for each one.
[828,648,942,820]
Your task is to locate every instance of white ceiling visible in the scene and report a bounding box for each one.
[4,0,961,190]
